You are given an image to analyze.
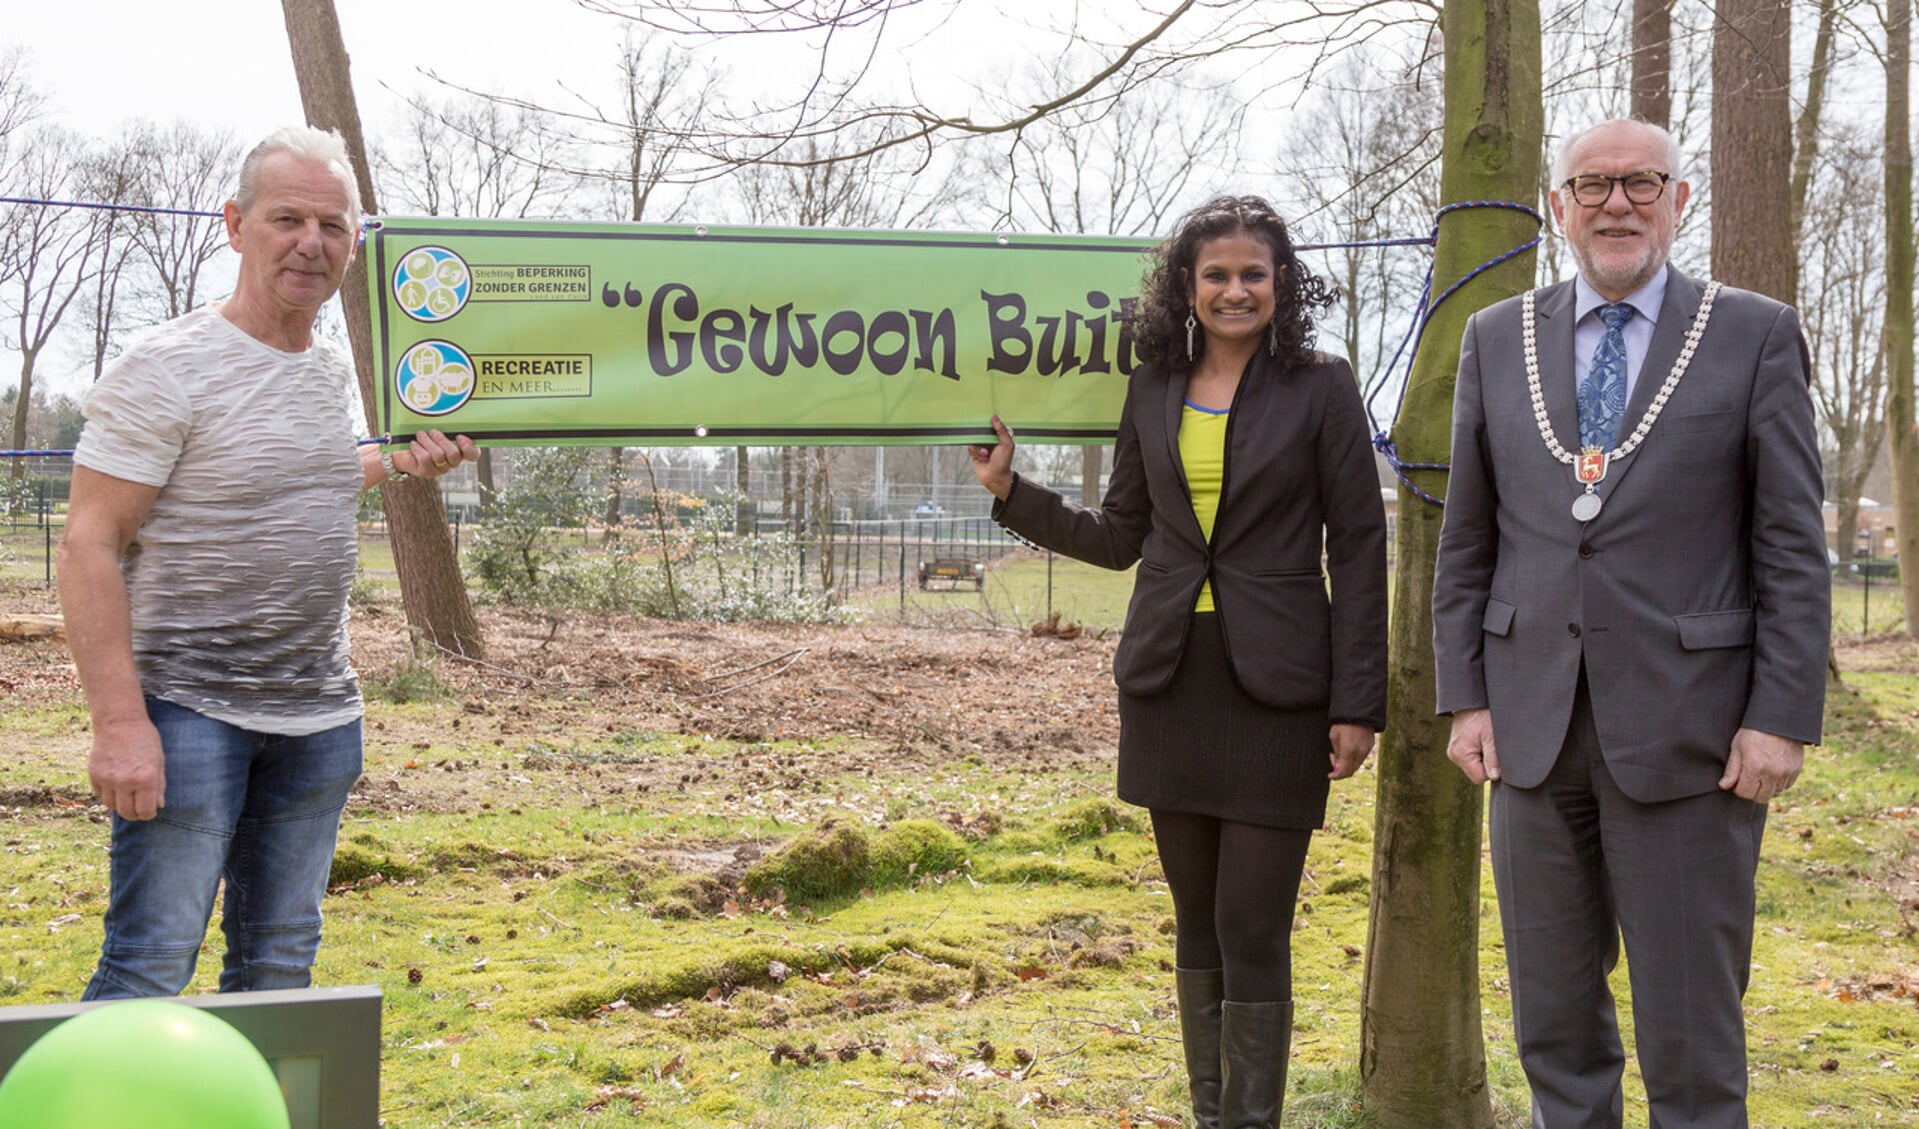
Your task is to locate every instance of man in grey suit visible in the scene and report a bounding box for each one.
[1432,118,1829,1128]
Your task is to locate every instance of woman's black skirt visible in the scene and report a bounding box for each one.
[1116,612,1332,829]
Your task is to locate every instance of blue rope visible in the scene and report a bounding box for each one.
[1297,235,1438,252]
[2,196,375,245]
[0,196,223,220]
[1354,199,1545,507]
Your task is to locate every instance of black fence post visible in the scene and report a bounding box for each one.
[1862,548,1872,635]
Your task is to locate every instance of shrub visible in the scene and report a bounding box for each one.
[465,447,598,605]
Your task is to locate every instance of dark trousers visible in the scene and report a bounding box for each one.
[1489,674,1767,1129]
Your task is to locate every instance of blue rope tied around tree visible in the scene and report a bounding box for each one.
[1361,199,1545,507]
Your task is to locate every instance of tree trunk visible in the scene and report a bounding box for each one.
[1884,0,1919,634]
[1358,1,1538,1125]
[1789,0,1841,250]
[1835,499,1859,576]
[476,447,497,515]
[810,448,835,596]
[780,446,797,530]
[604,447,626,533]
[734,445,752,535]
[7,350,30,484]
[1630,0,1672,129]
[1711,0,1795,305]
[1079,446,1102,507]
[280,0,484,659]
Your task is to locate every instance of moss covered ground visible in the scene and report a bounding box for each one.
[0,592,1912,1127]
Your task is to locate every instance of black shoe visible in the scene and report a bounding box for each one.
[1175,968,1224,1129]
[1219,999,1292,1129]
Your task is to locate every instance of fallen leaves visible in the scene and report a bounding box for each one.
[583,1086,646,1112]
[1813,974,1919,1004]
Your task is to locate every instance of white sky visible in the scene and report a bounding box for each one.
[5,0,1148,147]
[12,1,673,141]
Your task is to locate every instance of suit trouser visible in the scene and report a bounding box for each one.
[1489,674,1767,1129]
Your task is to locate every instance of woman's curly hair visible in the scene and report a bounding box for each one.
[1129,195,1339,373]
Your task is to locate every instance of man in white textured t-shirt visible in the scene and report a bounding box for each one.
[57,126,476,999]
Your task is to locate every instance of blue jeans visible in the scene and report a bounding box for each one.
[84,697,363,999]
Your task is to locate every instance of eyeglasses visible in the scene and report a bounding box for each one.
[1560,170,1672,207]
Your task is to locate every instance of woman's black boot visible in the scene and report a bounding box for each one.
[1219,999,1292,1128]
[1174,967,1224,1128]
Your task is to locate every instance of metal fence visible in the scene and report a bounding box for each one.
[0,478,63,587]
[5,470,1907,641]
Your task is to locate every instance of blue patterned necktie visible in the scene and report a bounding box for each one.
[1578,302,1634,451]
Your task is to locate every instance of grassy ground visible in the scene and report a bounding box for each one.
[1832,576,1910,638]
[0,585,1914,1127]
[849,552,1138,633]
[0,521,60,587]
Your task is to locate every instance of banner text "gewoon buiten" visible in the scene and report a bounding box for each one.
[600,282,1139,382]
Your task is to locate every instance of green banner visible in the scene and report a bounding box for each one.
[365,217,1157,447]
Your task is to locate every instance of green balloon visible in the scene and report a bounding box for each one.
[0,999,290,1129]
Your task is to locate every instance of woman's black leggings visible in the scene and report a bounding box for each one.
[1151,808,1314,1003]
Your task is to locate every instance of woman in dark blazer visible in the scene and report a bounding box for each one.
[969,196,1387,1129]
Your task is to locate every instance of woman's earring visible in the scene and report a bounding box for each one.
[1268,317,1279,357]
[1185,312,1197,362]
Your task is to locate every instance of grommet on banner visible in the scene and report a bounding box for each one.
[695,225,708,237]
[694,426,709,438]
[996,235,1009,246]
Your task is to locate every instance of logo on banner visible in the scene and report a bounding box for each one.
[396,340,476,416]
[393,247,472,323]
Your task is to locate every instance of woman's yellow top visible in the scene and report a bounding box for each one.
[1178,400,1229,613]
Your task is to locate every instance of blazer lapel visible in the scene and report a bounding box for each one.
[1163,367,1192,498]
[1597,268,1704,502]
[1160,368,1207,544]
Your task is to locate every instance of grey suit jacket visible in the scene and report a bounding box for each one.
[1431,268,1829,802]
[996,351,1388,729]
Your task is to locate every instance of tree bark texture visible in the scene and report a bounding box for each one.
[1790,0,1841,250]
[8,352,34,482]
[734,446,752,534]
[1358,1,1539,1126]
[280,0,485,658]
[1711,0,1795,304]
[1079,446,1102,508]
[604,447,627,531]
[1630,0,1672,129]
[1883,0,1919,633]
